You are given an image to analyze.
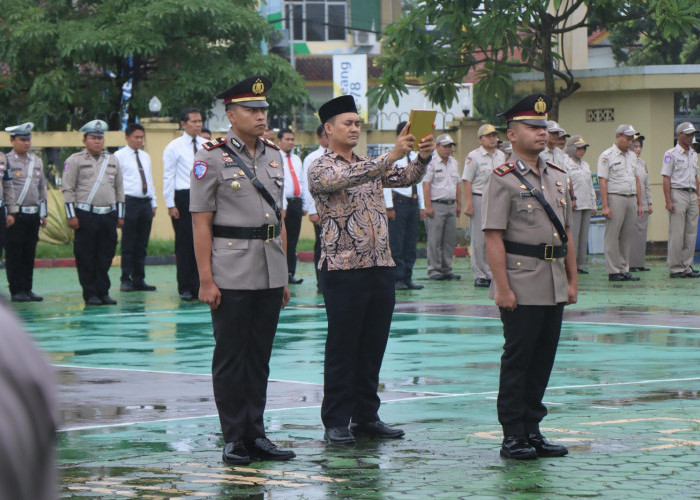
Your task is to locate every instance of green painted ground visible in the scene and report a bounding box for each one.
[6,254,700,498]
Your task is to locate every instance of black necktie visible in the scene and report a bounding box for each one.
[135,150,148,195]
[192,137,198,155]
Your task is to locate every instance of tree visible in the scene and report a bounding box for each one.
[372,0,700,122]
[0,0,308,130]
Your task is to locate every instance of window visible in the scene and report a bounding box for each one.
[285,1,347,42]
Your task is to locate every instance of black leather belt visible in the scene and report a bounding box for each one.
[433,199,456,205]
[673,187,697,193]
[126,195,152,202]
[472,193,482,196]
[392,192,417,204]
[213,224,280,241]
[504,240,567,261]
[610,193,635,197]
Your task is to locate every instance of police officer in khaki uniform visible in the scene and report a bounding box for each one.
[540,121,570,170]
[483,94,577,460]
[4,123,47,302]
[662,122,700,278]
[191,76,295,465]
[62,120,124,305]
[462,124,505,286]
[597,124,644,281]
[0,147,17,262]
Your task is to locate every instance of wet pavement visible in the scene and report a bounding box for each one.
[7,254,700,498]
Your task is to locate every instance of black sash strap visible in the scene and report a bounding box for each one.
[503,240,567,261]
[212,223,281,241]
[511,160,568,245]
[219,143,282,223]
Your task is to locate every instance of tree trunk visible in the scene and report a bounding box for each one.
[539,13,559,122]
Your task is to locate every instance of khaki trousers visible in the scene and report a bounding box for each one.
[426,202,457,277]
[470,195,491,280]
[667,190,699,274]
[570,209,592,270]
[604,194,637,274]
[629,211,649,268]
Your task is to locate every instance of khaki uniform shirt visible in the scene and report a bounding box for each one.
[661,144,699,189]
[423,155,460,200]
[482,152,572,305]
[62,150,124,206]
[635,157,653,209]
[0,152,18,213]
[567,159,597,211]
[189,130,287,290]
[462,146,506,194]
[308,150,427,271]
[597,144,638,195]
[540,146,569,171]
[7,152,47,208]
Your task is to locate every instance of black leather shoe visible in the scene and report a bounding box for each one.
[622,272,640,281]
[120,280,134,292]
[85,296,103,306]
[395,281,409,290]
[246,437,295,461]
[133,281,157,291]
[527,433,569,457]
[429,274,447,281]
[288,274,303,284]
[686,270,700,278]
[349,420,405,439]
[26,291,44,302]
[608,273,625,281]
[11,291,31,302]
[444,273,462,280]
[179,291,195,301]
[324,426,356,444]
[406,280,424,290]
[474,278,490,287]
[101,295,117,305]
[500,436,537,460]
[577,268,589,274]
[222,441,251,465]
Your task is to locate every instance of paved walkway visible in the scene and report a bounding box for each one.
[6,254,700,498]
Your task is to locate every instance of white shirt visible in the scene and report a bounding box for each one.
[423,154,460,201]
[383,152,426,209]
[302,146,326,215]
[162,132,206,208]
[281,149,306,209]
[114,146,157,208]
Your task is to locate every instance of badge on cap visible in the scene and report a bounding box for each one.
[193,160,208,179]
[534,98,547,114]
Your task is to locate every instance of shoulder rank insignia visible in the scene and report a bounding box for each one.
[545,160,566,173]
[260,137,280,150]
[202,137,227,151]
[494,163,515,176]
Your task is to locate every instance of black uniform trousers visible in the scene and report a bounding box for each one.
[284,197,303,277]
[73,209,118,300]
[121,196,153,284]
[313,223,322,291]
[319,265,395,428]
[171,189,198,295]
[211,287,283,442]
[5,213,41,295]
[497,303,564,437]
[388,193,419,284]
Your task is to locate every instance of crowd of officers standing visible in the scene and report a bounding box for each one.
[0,83,698,468]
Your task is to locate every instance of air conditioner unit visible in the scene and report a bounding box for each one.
[353,30,376,46]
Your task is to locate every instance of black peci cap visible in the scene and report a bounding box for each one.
[318,95,358,124]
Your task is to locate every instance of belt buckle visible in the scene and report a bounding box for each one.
[544,244,556,262]
[265,224,275,242]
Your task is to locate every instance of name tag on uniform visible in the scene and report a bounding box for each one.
[519,192,534,198]
[79,164,92,169]
[224,162,236,168]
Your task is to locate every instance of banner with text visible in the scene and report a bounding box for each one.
[332,54,368,122]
